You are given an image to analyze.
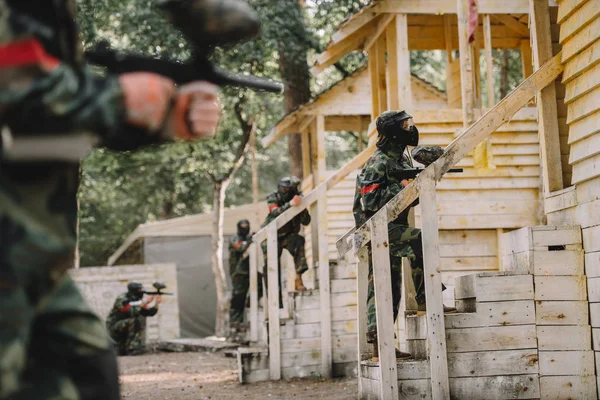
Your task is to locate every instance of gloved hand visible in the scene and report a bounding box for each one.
[290,195,303,207]
[119,73,220,140]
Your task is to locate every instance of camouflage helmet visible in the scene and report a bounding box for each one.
[277,176,301,202]
[376,110,419,146]
[127,282,144,300]
[237,219,250,236]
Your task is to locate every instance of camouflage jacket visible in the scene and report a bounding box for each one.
[228,233,252,271]
[353,147,416,227]
[106,293,158,327]
[262,191,311,236]
[0,0,161,181]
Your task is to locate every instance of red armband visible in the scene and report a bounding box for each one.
[268,204,279,212]
[119,304,132,312]
[361,183,380,195]
[0,39,59,71]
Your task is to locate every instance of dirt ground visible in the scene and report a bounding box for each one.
[118,351,358,400]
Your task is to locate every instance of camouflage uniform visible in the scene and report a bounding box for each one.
[353,147,427,343]
[105,293,158,355]
[0,1,162,398]
[229,233,263,324]
[261,191,310,304]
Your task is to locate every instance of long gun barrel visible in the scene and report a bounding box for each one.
[85,46,283,93]
[396,168,463,180]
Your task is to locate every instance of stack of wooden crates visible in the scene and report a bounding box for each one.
[503,225,597,398]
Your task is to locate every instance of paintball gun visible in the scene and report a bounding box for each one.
[143,282,174,296]
[85,0,284,94]
[398,168,463,180]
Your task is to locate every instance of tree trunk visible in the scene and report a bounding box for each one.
[211,180,230,337]
[276,0,312,179]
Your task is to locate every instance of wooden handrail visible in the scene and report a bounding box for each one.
[336,51,565,257]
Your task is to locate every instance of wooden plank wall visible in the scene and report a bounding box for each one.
[556,0,600,395]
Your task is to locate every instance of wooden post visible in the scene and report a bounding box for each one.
[473,27,482,111]
[301,129,311,181]
[386,17,399,110]
[316,115,327,183]
[358,130,364,152]
[457,0,475,127]
[376,34,388,114]
[521,39,533,79]
[249,242,259,343]
[496,228,504,271]
[419,168,450,400]
[266,224,281,380]
[356,244,370,398]
[483,15,495,108]
[370,211,399,400]
[396,14,412,110]
[368,44,380,120]
[529,0,563,194]
[317,185,332,378]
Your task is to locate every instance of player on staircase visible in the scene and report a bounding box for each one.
[353,110,456,360]
[261,176,311,305]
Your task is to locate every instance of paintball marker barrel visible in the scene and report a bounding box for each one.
[398,168,463,180]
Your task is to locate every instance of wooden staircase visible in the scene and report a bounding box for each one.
[358,225,598,399]
[236,258,360,383]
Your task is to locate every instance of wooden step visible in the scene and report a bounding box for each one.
[455,271,534,302]
[360,354,540,399]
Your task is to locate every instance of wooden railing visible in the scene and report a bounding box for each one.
[244,140,377,380]
[336,52,564,400]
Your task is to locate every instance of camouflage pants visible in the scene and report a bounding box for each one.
[229,258,263,324]
[366,223,426,343]
[0,168,119,400]
[107,318,145,355]
[261,233,308,307]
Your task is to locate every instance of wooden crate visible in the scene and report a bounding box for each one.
[455,272,534,302]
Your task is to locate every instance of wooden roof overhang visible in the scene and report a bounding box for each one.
[312,0,533,75]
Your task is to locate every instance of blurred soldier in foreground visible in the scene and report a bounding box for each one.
[229,219,263,330]
[106,283,162,356]
[261,176,310,304]
[0,1,220,398]
[353,110,456,360]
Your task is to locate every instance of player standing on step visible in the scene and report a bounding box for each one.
[261,176,311,306]
[229,219,263,332]
[353,110,457,360]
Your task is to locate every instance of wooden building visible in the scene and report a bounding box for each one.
[237,0,600,399]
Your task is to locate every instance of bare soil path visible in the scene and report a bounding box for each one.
[118,351,357,400]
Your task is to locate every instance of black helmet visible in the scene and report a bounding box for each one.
[127,282,144,300]
[237,219,250,237]
[376,110,419,146]
[277,176,301,202]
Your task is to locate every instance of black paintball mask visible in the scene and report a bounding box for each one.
[277,176,301,203]
[376,110,419,155]
[237,219,250,237]
[127,282,144,301]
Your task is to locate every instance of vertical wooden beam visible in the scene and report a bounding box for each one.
[473,28,482,110]
[358,130,364,153]
[370,211,399,400]
[316,115,327,183]
[419,169,450,400]
[496,228,504,271]
[266,224,281,380]
[530,0,564,193]
[356,244,370,398]
[396,14,412,110]
[457,0,475,127]
[521,39,533,78]
[309,121,320,185]
[317,185,332,378]
[301,128,311,180]
[386,17,400,110]
[368,46,380,120]
[483,14,495,108]
[249,242,259,343]
[444,14,455,108]
[376,34,388,114]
